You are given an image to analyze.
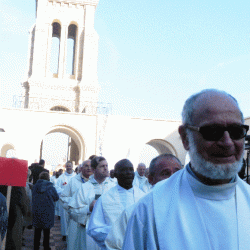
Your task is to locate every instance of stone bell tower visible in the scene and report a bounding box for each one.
[22,0,100,113]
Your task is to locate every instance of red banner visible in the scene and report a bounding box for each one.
[0,157,28,187]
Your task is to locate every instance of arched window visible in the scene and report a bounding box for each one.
[50,22,61,75]
[1,144,15,158]
[6,149,16,158]
[66,24,77,75]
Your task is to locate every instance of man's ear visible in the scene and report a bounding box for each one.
[178,125,190,150]
[148,175,154,185]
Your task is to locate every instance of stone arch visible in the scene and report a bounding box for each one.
[146,139,177,156]
[50,106,70,112]
[51,19,62,29]
[68,21,78,27]
[41,125,86,165]
[138,139,178,167]
[1,143,16,157]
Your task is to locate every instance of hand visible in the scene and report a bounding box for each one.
[89,200,97,212]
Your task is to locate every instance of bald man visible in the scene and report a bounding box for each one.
[132,163,151,193]
[148,154,182,186]
[123,89,250,250]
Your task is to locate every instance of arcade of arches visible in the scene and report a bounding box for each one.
[0,108,186,170]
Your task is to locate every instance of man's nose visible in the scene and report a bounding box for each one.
[218,131,234,146]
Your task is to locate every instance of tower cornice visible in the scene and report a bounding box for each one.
[48,0,99,6]
[25,0,100,113]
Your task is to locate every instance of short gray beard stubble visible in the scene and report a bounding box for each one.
[188,132,243,180]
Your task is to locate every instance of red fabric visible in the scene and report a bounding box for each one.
[0,157,28,186]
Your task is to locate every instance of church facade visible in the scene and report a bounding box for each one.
[0,0,186,168]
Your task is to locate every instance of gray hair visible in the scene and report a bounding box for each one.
[149,154,182,177]
[137,163,146,168]
[181,89,243,125]
[81,159,91,167]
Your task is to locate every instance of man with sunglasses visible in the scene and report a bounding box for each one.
[122,89,250,250]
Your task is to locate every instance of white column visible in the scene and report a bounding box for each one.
[45,23,53,77]
[58,25,68,78]
[74,25,82,80]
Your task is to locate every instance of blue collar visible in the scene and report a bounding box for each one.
[81,176,86,183]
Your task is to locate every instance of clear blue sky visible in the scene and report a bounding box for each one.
[1,0,250,120]
[1,0,250,166]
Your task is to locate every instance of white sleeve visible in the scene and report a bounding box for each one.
[105,208,129,250]
[122,196,159,250]
[68,185,92,225]
[87,197,111,249]
[55,176,64,195]
[59,179,73,210]
[122,208,144,249]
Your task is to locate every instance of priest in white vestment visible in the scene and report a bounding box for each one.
[50,171,56,185]
[87,159,146,249]
[105,154,182,250]
[68,156,116,250]
[60,160,92,250]
[122,89,250,250]
[132,163,151,193]
[55,161,76,240]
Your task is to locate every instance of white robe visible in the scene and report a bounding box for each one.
[108,177,118,183]
[60,173,88,250]
[122,166,250,250]
[69,176,116,250]
[53,177,60,216]
[56,171,76,236]
[50,175,57,185]
[87,185,146,249]
[105,188,152,250]
[132,171,151,193]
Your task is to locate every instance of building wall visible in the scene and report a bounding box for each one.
[0,108,97,165]
[23,0,100,113]
[0,108,186,167]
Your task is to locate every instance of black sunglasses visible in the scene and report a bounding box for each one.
[185,124,249,141]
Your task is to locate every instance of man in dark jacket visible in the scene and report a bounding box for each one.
[0,185,27,250]
[32,171,59,250]
[31,160,49,185]
[0,192,8,241]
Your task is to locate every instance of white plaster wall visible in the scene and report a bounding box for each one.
[0,108,191,168]
[0,108,97,165]
[101,115,185,168]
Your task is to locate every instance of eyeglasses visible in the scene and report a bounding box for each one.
[185,124,249,141]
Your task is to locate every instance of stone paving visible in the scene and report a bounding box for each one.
[22,216,67,250]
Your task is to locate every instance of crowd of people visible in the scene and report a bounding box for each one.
[1,88,250,250]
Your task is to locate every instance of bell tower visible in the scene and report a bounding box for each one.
[22,0,100,113]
